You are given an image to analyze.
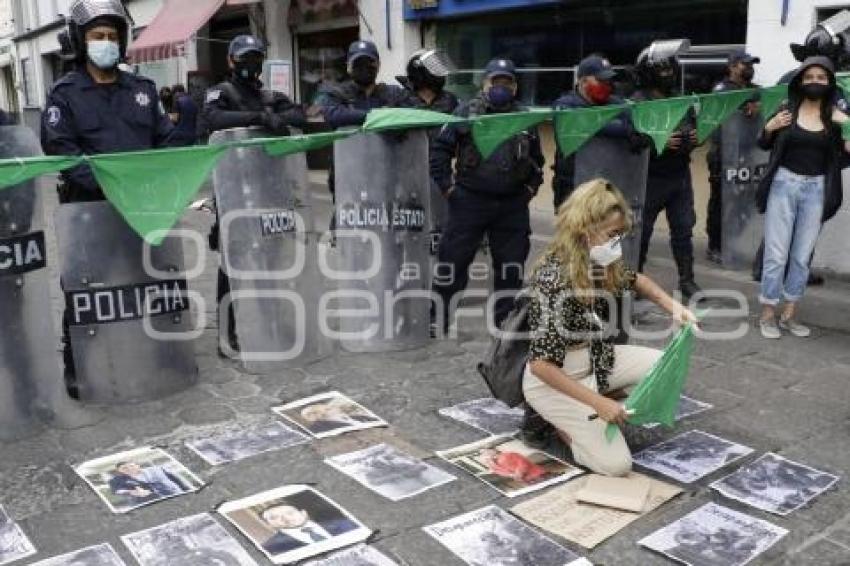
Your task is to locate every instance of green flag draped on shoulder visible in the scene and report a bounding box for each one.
[553,105,626,158]
[90,145,227,246]
[472,109,552,159]
[0,155,83,190]
[605,322,696,442]
[697,89,758,143]
[759,84,789,119]
[631,96,696,154]
[363,107,466,132]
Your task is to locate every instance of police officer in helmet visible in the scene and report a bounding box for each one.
[202,34,307,355]
[41,0,176,395]
[398,49,458,114]
[430,58,545,331]
[631,40,703,301]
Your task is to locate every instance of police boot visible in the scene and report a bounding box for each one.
[519,406,555,449]
[674,253,702,302]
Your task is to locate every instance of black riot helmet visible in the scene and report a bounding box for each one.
[405,49,454,92]
[791,9,850,68]
[634,39,690,93]
[228,35,266,82]
[60,0,131,64]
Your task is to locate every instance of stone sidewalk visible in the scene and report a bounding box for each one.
[2,184,850,565]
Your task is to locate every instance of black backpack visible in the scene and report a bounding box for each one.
[477,294,532,408]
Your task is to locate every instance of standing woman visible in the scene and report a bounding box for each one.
[523,179,697,477]
[756,56,850,339]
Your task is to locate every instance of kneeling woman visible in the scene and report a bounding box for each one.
[523,179,697,477]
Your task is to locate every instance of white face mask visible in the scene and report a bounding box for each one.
[87,40,120,70]
[589,236,623,266]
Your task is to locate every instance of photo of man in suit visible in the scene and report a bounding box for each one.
[260,504,358,554]
[108,460,191,505]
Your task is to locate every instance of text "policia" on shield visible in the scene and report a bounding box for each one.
[66,279,189,326]
[0,231,46,275]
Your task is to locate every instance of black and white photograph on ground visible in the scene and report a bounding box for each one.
[29,543,126,566]
[186,421,310,465]
[218,485,371,565]
[272,391,388,439]
[121,513,258,566]
[438,398,525,436]
[0,505,36,566]
[437,435,583,497]
[423,505,592,566]
[644,396,713,429]
[302,544,398,565]
[710,452,840,516]
[632,430,753,483]
[638,502,788,566]
[73,446,204,513]
[325,443,455,501]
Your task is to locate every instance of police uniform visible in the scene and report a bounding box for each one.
[431,59,545,327]
[42,69,174,202]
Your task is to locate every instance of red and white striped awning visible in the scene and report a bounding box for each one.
[127,0,225,64]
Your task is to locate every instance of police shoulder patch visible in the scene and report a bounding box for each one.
[135,91,151,107]
[46,105,61,127]
[206,89,222,103]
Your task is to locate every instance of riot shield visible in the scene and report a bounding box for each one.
[333,131,431,353]
[55,202,197,403]
[0,126,61,439]
[209,127,331,372]
[720,111,768,269]
[574,136,649,271]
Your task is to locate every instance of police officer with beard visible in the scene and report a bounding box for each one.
[430,58,544,331]
[41,0,175,394]
[632,40,703,301]
[705,50,761,264]
[202,34,306,354]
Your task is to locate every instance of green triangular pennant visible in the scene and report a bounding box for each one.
[631,96,696,154]
[0,155,83,190]
[263,131,352,157]
[553,105,626,158]
[838,74,850,101]
[697,88,759,143]
[362,107,464,132]
[90,145,226,245]
[472,109,552,159]
[759,84,789,119]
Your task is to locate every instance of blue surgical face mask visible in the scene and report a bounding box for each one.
[486,84,514,108]
[87,40,120,70]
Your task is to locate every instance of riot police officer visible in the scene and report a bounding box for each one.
[431,58,545,330]
[41,0,175,395]
[551,54,638,211]
[319,40,408,199]
[706,50,761,264]
[632,40,702,301]
[202,34,307,354]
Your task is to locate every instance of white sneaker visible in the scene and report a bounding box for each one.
[778,318,811,338]
[759,318,781,339]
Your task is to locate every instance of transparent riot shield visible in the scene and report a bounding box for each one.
[55,202,197,403]
[574,137,650,271]
[0,125,61,439]
[333,131,431,353]
[209,127,331,373]
[721,111,769,269]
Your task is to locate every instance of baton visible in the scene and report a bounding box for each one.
[588,408,635,421]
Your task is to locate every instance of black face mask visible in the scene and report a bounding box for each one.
[235,60,262,82]
[741,67,755,82]
[351,65,378,87]
[801,82,830,101]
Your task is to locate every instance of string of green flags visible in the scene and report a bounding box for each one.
[0,84,791,244]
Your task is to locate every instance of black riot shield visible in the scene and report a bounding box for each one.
[333,131,432,353]
[209,127,331,372]
[0,126,61,439]
[720,112,769,270]
[55,202,197,403]
[574,137,650,270]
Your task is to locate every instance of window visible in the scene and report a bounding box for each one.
[20,58,36,106]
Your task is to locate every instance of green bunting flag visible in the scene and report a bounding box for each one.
[758,84,788,119]
[89,145,227,246]
[0,155,83,190]
[362,107,466,132]
[263,131,352,157]
[631,96,696,154]
[605,322,696,442]
[838,74,850,101]
[472,109,553,159]
[553,105,627,158]
[696,89,759,143]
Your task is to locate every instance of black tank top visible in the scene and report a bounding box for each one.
[780,122,830,176]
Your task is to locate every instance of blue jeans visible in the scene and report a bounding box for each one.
[759,167,824,305]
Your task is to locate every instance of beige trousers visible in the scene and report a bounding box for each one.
[523,345,662,477]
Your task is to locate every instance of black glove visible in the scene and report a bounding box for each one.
[379,130,408,144]
[628,132,651,153]
[260,112,289,135]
